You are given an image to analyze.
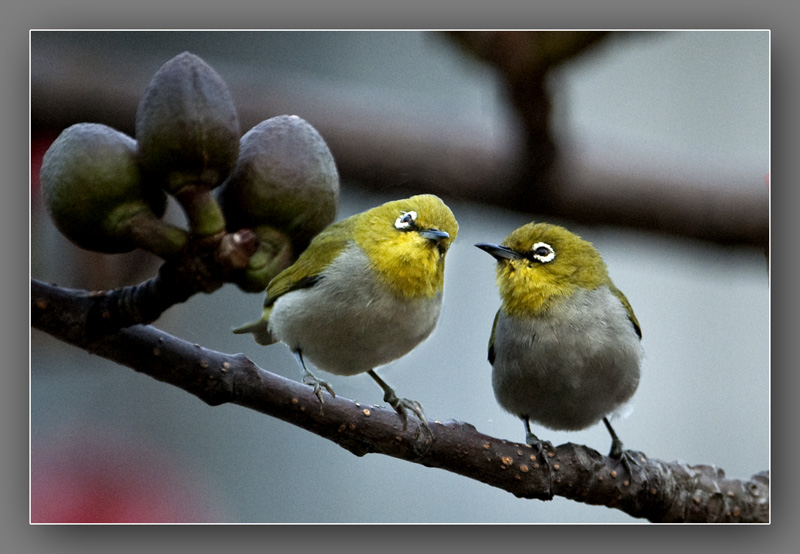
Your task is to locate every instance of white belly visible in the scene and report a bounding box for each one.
[491,286,643,430]
[268,245,443,376]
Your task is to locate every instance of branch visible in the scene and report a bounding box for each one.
[31,43,769,250]
[48,230,258,340]
[31,278,769,523]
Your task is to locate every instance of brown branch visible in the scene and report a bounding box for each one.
[30,278,770,523]
[53,230,258,340]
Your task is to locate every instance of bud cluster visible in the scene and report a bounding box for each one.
[40,52,340,292]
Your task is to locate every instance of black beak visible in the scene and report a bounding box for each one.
[419,229,449,243]
[475,242,521,261]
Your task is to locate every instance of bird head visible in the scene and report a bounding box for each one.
[476,222,609,316]
[355,194,459,299]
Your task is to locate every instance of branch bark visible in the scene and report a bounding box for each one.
[48,229,259,339]
[30,278,770,523]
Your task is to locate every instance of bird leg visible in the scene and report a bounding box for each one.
[294,350,335,404]
[523,416,554,463]
[603,417,624,458]
[368,370,431,437]
[603,416,641,478]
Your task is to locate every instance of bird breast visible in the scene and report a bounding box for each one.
[268,244,443,376]
[491,285,643,431]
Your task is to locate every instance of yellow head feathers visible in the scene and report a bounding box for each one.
[354,194,458,299]
[479,222,611,317]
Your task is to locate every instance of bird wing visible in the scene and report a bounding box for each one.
[609,283,642,339]
[232,217,356,346]
[264,216,357,306]
[488,309,500,365]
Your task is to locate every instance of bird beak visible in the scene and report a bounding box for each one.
[419,229,449,243]
[475,243,521,261]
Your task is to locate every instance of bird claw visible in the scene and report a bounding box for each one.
[295,351,335,404]
[386,393,432,441]
[610,448,645,481]
[393,397,427,430]
[367,370,432,444]
[522,417,553,460]
[397,399,434,451]
[303,375,335,404]
[525,433,555,464]
[609,435,624,459]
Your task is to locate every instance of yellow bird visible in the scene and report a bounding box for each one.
[476,222,642,458]
[236,194,458,432]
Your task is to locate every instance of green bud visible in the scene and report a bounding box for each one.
[234,225,295,293]
[135,52,240,237]
[217,115,339,253]
[136,52,240,192]
[40,123,186,256]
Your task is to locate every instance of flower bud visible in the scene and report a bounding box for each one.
[135,52,239,237]
[136,52,240,193]
[233,226,295,292]
[217,115,339,253]
[40,123,185,255]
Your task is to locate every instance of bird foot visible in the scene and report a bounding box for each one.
[525,432,555,464]
[610,447,645,481]
[368,370,432,440]
[295,351,335,405]
[383,390,432,443]
[302,375,335,404]
[389,394,429,430]
[609,435,624,459]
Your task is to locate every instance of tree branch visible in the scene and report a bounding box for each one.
[43,230,259,341]
[30,278,770,523]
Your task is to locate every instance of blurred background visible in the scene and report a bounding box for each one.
[30,30,769,523]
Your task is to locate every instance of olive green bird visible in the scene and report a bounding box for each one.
[476,222,643,458]
[235,194,458,432]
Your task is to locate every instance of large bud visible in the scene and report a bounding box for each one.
[40,123,186,257]
[217,115,339,291]
[217,115,339,249]
[135,52,240,237]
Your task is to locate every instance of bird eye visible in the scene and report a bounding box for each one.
[531,242,555,263]
[394,211,418,230]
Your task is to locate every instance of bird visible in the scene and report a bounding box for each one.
[235,194,458,433]
[475,222,643,459]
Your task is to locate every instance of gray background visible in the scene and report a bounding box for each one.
[30,30,768,523]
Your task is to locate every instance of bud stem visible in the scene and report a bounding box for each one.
[174,185,227,238]
[123,210,189,259]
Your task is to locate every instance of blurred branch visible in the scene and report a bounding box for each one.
[446,30,611,191]
[31,35,768,250]
[439,31,768,249]
[31,278,770,523]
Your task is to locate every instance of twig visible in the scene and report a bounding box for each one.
[39,231,258,341]
[30,278,770,523]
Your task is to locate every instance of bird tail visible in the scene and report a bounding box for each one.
[232,308,277,346]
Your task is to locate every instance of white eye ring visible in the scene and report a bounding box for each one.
[531,242,555,263]
[394,211,418,230]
